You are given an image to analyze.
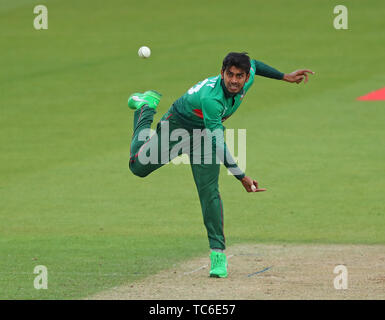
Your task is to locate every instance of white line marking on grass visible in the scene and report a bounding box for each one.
[184,265,208,275]
[184,254,234,275]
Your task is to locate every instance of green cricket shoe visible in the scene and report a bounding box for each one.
[209,251,228,278]
[127,90,162,110]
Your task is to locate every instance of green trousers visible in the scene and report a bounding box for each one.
[129,105,225,250]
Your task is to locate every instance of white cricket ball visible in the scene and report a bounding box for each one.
[251,185,257,192]
[138,46,151,58]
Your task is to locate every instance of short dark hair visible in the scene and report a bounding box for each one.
[222,52,251,74]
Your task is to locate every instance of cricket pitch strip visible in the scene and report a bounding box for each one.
[88,244,385,300]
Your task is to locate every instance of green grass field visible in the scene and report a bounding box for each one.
[1,0,384,299]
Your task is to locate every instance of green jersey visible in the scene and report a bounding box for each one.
[169,59,284,179]
[172,59,257,130]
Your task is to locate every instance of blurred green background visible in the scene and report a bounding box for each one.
[0,0,384,299]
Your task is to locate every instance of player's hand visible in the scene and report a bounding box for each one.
[283,69,315,84]
[241,176,267,193]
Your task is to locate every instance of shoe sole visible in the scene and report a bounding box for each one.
[129,91,161,110]
[209,273,228,278]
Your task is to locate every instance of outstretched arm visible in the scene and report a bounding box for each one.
[201,98,246,181]
[253,59,284,80]
[252,59,314,84]
[282,69,315,84]
[201,102,267,191]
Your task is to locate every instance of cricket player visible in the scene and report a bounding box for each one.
[127,52,314,278]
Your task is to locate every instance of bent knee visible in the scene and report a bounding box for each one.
[129,161,149,178]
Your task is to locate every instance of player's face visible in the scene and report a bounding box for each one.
[221,66,250,94]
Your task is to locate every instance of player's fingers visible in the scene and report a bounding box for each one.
[255,188,267,192]
[301,69,315,74]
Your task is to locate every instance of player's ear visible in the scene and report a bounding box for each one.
[245,72,250,82]
[220,69,224,79]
